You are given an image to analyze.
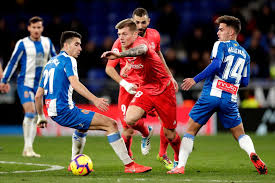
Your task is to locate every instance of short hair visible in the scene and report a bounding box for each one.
[60,31,82,49]
[132,8,149,17]
[115,18,137,31]
[215,15,241,34]
[29,16,43,25]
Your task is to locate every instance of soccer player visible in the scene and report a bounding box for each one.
[105,8,179,170]
[0,16,56,157]
[167,15,267,175]
[101,19,181,168]
[35,31,152,173]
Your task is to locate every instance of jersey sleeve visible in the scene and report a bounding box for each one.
[106,38,121,67]
[211,41,225,61]
[240,54,250,87]
[65,57,78,78]
[39,70,46,88]
[1,40,24,83]
[154,30,161,52]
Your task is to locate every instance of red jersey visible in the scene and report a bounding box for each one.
[107,28,162,85]
[126,36,170,95]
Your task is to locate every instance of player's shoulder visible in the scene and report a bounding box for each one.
[40,36,52,42]
[147,28,160,35]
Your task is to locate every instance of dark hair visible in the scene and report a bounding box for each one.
[215,15,241,34]
[115,18,137,31]
[29,16,43,25]
[60,31,82,48]
[132,8,149,17]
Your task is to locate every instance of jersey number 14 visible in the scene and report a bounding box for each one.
[222,55,245,84]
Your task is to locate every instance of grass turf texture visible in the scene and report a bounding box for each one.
[0,133,274,183]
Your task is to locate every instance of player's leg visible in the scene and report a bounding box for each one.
[168,96,216,174]
[88,112,152,173]
[221,98,267,175]
[230,123,267,174]
[18,85,40,157]
[157,123,173,170]
[122,127,134,158]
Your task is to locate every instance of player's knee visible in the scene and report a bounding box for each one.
[125,116,137,126]
[106,118,118,132]
[164,129,176,141]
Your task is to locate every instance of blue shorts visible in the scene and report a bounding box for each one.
[189,95,242,129]
[17,85,36,104]
[51,107,95,130]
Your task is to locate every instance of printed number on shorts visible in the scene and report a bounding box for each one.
[121,104,127,116]
[134,91,143,98]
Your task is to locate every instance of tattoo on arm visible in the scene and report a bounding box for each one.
[120,44,148,57]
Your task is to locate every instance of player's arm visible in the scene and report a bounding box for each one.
[105,62,137,95]
[35,87,47,128]
[157,50,179,92]
[0,41,24,93]
[68,76,109,112]
[181,57,222,91]
[101,44,148,59]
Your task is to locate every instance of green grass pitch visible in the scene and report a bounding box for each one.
[0,133,274,183]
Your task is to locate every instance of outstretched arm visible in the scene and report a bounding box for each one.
[157,51,179,92]
[34,87,47,128]
[101,44,148,60]
[68,75,109,112]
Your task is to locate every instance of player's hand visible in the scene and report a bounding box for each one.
[171,78,179,92]
[37,114,47,128]
[119,79,137,95]
[121,62,131,77]
[93,97,109,112]
[0,83,10,93]
[181,78,196,91]
[101,51,121,60]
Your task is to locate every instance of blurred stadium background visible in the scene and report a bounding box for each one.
[0,0,275,136]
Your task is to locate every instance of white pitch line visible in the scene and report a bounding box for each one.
[0,161,64,174]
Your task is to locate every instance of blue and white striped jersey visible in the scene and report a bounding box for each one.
[39,51,78,116]
[201,40,250,102]
[2,36,56,90]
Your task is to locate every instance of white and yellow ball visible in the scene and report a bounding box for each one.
[70,154,93,176]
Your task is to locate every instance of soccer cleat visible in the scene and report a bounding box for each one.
[173,161,178,168]
[125,162,152,173]
[156,154,173,170]
[250,153,267,175]
[22,147,41,158]
[141,126,153,155]
[167,166,185,174]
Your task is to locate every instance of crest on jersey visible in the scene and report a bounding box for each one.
[234,43,238,47]
[81,109,90,114]
[150,42,155,50]
[126,57,136,62]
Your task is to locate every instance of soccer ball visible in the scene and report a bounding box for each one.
[70,154,93,176]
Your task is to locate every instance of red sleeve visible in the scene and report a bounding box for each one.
[107,38,121,68]
[155,30,161,52]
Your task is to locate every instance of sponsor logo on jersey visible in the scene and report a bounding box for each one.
[126,57,136,62]
[216,80,238,95]
[130,63,144,69]
[150,42,155,50]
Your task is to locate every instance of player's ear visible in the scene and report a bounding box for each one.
[148,18,151,25]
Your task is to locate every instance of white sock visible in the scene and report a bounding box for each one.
[178,134,194,168]
[238,134,255,156]
[30,115,37,145]
[23,114,35,150]
[107,132,133,165]
[72,130,87,160]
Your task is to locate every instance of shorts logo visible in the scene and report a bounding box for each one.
[173,120,177,125]
[79,123,84,128]
[81,109,90,114]
[216,80,238,95]
[24,91,29,98]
